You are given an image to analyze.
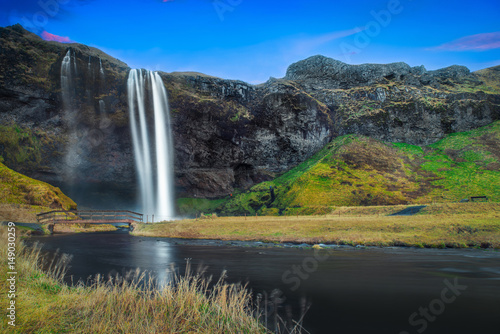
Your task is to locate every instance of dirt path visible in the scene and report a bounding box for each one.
[389,205,427,216]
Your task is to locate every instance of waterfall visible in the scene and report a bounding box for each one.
[99,100,106,113]
[61,49,81,179]
[127,69,175,220]
[61,50,76,112]
[99,58,105,83]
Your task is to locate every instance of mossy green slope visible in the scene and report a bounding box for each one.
[416,120,500,202]
[216,121,500,215]
[0,162,76,210]
[473,65,500,94]
[177,197,227,217]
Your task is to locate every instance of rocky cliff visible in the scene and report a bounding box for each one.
[0,24,499,205]
[286,55,499,145]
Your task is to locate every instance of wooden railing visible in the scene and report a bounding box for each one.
[37,210,143,224]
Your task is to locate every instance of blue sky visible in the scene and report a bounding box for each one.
[1,0,500,84]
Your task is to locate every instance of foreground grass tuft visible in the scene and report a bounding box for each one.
[0,203,52,224]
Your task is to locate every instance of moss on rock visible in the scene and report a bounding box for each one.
[0,162,76,210]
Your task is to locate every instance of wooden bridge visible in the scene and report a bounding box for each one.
[37,210,143,226]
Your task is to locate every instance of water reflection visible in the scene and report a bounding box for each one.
[152,240,174,287]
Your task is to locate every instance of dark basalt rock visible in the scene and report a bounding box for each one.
[285,55,413,89]
[0,25,499,200]
[284,55,481,90]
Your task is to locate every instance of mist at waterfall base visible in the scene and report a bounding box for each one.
[57,50,132,210]
[127,69,176,221]
[59,50,176,217]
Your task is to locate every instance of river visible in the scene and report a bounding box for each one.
[28,230,500,334]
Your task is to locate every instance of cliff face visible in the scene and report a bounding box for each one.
[0,25,499,202]
[286,55,500,145]
[166,74,332,197]
[0,25,131,179]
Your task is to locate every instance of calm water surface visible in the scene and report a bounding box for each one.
[29,230,500,334]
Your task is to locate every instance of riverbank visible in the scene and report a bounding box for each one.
[0,226,268,333]
[49,223,118,234]
[0,220,118,236]
[132,202,500,249]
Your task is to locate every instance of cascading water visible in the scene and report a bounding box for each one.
[99,58,105,84]
[99,100,106,113]
[127,69,175,220]
[61,50,76,112]
[61,49,80,180]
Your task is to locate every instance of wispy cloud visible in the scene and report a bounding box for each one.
[41,31,74,43]
[292,27,367,54]
[430,32,500,51]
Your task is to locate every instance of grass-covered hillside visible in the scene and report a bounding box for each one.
[473,65,500,94]
[0,161,76,211]
[183,121,500,216]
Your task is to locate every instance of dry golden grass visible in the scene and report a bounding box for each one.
[51,223,117,233]
[0,226,269,333]
[134,202,500,248]
[0,204,118,235]
[0,203,48,223]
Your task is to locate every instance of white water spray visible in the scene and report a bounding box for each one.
[61,50,76,111]
[99,100,106,113]
[61,49,81,178]
[99,58,104,74]
[127,69,175,220]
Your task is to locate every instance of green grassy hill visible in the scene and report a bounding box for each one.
[473,65,500,94]
[188,121,500,216]
[0,161,76,210]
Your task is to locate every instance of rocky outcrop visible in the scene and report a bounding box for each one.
[0,25,499,202]
[286,55,499,145]
[284,55,480,90]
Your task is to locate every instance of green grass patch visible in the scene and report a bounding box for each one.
[419,121,500,202]
[176,197,228,217]
[0,124,42,167]
[0,162,76,210]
